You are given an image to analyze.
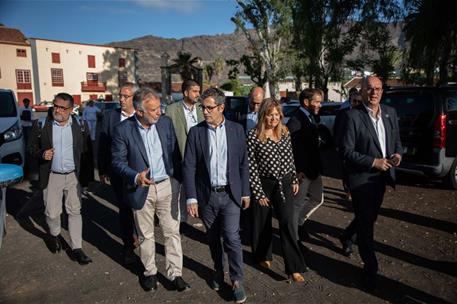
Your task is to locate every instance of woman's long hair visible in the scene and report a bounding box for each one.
[255,98,289,143]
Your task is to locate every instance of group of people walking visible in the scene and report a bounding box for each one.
[27,74,402,303]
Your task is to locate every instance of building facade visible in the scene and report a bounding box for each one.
[0,26,35,106]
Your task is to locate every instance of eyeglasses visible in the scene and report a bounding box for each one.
[53,104,71,111]
[366,87,382,93]
[199,104,220,112]
[118,94,133,99]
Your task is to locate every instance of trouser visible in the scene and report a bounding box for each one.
[133,178,183,279]
[349,179,386,275]
[200,190,244,282]
[109,173,135,250]
[44,172,83,250]
[86,120,97,141]
[251,174,306,274]
[179,184,187,223]
[294,174,323,231]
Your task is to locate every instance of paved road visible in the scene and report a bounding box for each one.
[0,175,456,303]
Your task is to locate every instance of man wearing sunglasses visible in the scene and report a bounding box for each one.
[28,93,93,265]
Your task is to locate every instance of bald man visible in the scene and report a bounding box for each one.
[338,76,402,291]
[244,87,264,134]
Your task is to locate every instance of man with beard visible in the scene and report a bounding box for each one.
[165,80,203,229]
[112,87,189,292]
[28,93,92,264]
[98,82,138,264]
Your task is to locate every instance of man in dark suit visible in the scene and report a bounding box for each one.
[111,87,189,292]
[98,82,138,264]
[28,93,93,265]
[183,88,250,304]
[339,76,402,291]
[287,88,324,241]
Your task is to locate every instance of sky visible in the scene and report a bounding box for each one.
[0,0,240,44]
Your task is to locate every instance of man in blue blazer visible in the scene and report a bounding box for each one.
[98,82,138,264]
[183,88,250,304]
[111,87,189,292]
[339,76,403,291]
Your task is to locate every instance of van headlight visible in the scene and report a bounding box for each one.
[3,122,23,142]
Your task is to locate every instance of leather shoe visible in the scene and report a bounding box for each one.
[72,249,92,265]
[173,276,190,291]
[49,235,61,253]
[140,274,157,291]
[259,260,272,269]
[339,235,353,257]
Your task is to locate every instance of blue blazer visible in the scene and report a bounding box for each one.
[340,104,403,190]
[182,120,250,208]
[111,115,182,210]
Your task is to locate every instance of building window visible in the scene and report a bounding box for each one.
[52,52,60,63]
[16,69,32,89]
[88,55,96,68]
[119,58,126,68]
[16,49,27,57]
[51,68,64,86]
[86,72,99,84]
[118,71,128,86]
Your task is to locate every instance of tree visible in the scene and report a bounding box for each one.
[226,59,241,80]
[232,0,292,98]
[169,51,200,81]
[213,57,225,86]
[204,64,214,84]
[404,0,457,84]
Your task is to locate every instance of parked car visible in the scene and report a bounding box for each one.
[381,86,457,189]
[32,100,53,112]
[224,96,249,124]
[0,89,25,166]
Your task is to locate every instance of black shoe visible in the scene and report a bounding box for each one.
[49,235,62,253]
[71,249,92,265]
[172,276,190,292]
[298,225,310,241]
[123,248,137,265]
[210,271,224,291]
[339,235,353,257]
[140,274,158,291]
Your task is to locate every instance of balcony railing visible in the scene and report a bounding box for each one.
[81,81,106,92]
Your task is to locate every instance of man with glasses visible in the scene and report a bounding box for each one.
[165,79,204,231]
[98,82,138,264]
[112,87,189,292]
[183,88,250,303]
[243,86,264,134]
[28,93,92,264]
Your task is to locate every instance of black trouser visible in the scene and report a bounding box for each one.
[110,173,135,250]
[251,174,306,274]
[346,178,386,275]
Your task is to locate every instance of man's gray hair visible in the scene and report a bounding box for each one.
[200,87,225,105]
[121,82,139,94]
[133,87,160,110]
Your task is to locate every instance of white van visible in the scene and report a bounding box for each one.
[0,89,25,167]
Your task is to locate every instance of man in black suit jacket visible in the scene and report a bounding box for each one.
[28,93,93,265]
[98,82,138,264]
[183,88,250,304]
[339,76,402,291]
[287,88,324,240]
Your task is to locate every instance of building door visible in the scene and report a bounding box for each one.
[17,92,34,107]
[73,95,81,105]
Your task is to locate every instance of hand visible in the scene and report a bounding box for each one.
[137,168,153,187]
[258,197,270,207]
[43,148,54,161]
[372,158,393,171]
[292,183,299,195]
[187,203,199,218]
[297,172,305,183]
[388,153,402,167]
[99,174,110,185]
[241,197,250,210]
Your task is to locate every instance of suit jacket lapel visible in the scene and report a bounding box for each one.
[196,102,204,123]
[225,121,232,179]
[176,105,187,135]
[359,106,383,155]
[155,119,169,166]
[200,123,210,173]
[45,119,53,146]
[130,118,149,166]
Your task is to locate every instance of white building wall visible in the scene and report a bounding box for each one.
[30,39,135,103]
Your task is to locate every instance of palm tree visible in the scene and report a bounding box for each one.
[204,64,214,84]
[170,51,200,81]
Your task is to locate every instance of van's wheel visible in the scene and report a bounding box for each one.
[446,157,457,190]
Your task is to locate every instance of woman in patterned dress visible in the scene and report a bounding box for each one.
[247,98,307,282]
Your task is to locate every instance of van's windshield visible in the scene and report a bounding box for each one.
[0,91,18,117]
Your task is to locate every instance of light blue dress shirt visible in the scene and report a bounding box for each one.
[208,119,228,187]
[136,118,168,183]
[51,119,75,173]
[182,101,198,132]
[245,111,258,135]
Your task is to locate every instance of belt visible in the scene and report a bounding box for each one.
[211,185,228,192]
[51,170,74,175]
[152,178,168,185]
